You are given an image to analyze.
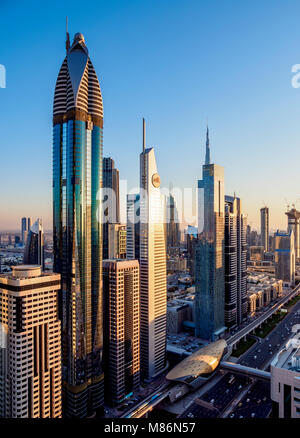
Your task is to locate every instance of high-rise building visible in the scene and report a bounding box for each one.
[274,230,295,285]
[139,119,167,379]
[103,260,140,405]
[195,127,226,341]
[23,218,44,269]
[224,195,247,327]
[186,225,198,279]
[285,207,300,261]
[166,187,180,251]
[0,265,62,418]
[107,224,126,259]
[27,218,31,234]
[53,31,104,417]
[126,194,140,260]
[102,157,120,259]
[21,217,28,244]
[260,206,269,252]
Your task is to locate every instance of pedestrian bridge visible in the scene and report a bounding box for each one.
[220,361,271,381]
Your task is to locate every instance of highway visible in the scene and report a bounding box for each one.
[121,284,300,419]
[227,283,300,346]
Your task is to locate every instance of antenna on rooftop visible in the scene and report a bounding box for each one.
[66,16,70,53]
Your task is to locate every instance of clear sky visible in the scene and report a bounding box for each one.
[1,0,300,232]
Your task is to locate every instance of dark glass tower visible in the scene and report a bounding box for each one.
[102,157,120,259]
[53,32,104,417]
[23,218,44,269]
[195,128,226,341]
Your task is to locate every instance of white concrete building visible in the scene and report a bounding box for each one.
[271,330,300,418]
[139,119,167,379]
[0,265,61,418]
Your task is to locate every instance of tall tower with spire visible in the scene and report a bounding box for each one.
[53,32,104,417]
[196,127,225,341]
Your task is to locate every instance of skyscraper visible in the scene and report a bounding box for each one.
[103,260,140,405]
[285,207,300,261]
[224,195,247,327]
[107,223,126,259]
[195,128,226,341]
[102,157,120,259]
[139,119,167,379]
[27,217,31,234]
[23,218,44,269]
[21,217,26,243]
[260,206,269,252]
[274,230,295,285]
[166,186,180,251]
[126,193,140,260]
[53,31,104,417]
[0,265,62,418]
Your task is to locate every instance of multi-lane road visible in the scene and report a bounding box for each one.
[227,283,300,347]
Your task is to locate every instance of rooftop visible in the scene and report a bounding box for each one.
[166,339,227,386]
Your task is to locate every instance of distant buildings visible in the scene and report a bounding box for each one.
[260,207,269,252]
[103,260,140,406]
[21,217,31,244]
[166,188,180,251]
[224,195,247,327]
[139,119,167,379]
[186,225,198,279]
[0,265,62,418]
[285,207,300,261]
[126,194,140,260]
[107,223,126,259]
[274,230,295,286]
[250,245,265,261]
[53,32,104,416]
[103,157,120,259]
[23,218,44,269]
[195,128,226,341]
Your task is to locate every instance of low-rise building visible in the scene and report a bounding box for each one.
[271,330,300,418]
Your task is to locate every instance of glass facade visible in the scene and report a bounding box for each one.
[195,164,226,341]
[53,119,103,416]
[53,33,104,417]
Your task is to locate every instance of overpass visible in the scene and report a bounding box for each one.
[122,384,172,418]
[227,283,300,348]
[220,361,271,381]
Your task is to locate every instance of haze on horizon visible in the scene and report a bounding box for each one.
[1,0,300,233]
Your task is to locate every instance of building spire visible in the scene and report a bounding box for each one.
[66,16,70,54]
[143,118,146,153]
[205,125,210,165]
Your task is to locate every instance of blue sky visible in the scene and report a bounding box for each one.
[1,0,300,231]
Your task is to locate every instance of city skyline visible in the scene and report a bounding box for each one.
[2,2,300,422]
[2,1,300,231]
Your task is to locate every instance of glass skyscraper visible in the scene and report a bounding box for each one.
[53,32,104,417]
[23,218,44,270]
[195,128,226,341]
